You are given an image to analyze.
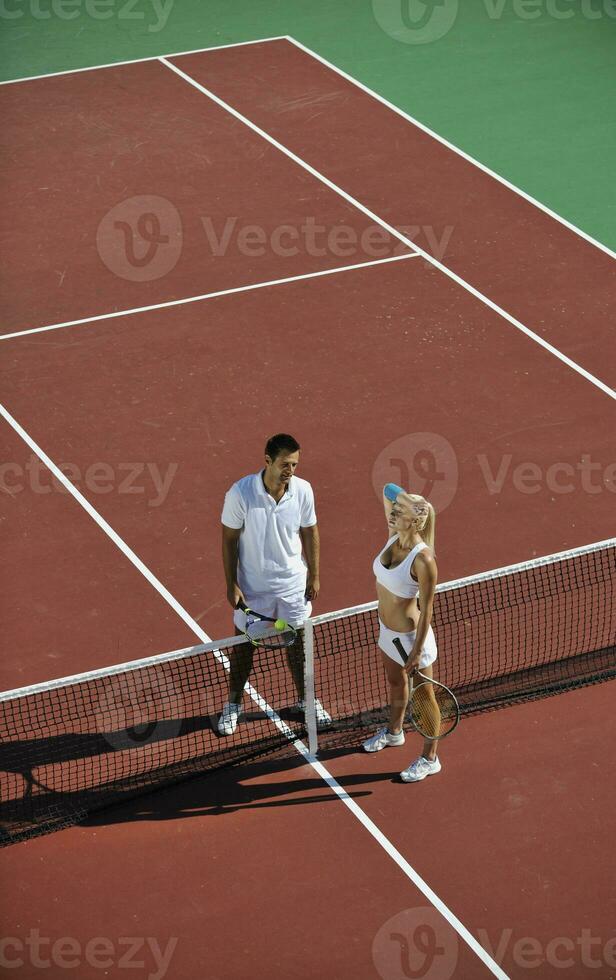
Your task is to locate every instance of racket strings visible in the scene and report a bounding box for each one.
[410,682,458,739]
[245,618,297,650]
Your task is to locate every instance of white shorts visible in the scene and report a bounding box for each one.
[378,619,438,669]
[233,591,312,631]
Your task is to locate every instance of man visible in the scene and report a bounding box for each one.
[218,433,330,735]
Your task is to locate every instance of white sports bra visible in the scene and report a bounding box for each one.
[373,535,428,599]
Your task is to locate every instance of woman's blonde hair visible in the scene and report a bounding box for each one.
[407,494,436,550]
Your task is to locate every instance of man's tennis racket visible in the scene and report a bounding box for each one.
[393,638,460,740]
[236,601,298,651]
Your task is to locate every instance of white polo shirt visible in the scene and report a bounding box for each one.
[221,472,317,597]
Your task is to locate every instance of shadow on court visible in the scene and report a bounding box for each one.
[80,750,394,828]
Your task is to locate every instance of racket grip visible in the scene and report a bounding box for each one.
[384,483,404,502]
[235,599,247,611]
[392,637,409,664]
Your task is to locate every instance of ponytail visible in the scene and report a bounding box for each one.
[420,502,436,551]
[406,493,436,551]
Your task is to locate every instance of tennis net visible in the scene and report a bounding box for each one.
[1,538,614,846]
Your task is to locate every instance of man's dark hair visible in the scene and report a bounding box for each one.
[265,433,300,461]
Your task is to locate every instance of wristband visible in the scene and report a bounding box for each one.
[384,483,404,502]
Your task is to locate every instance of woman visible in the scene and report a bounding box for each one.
[363,483,441,782]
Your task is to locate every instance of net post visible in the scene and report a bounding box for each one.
[303,617,318,756]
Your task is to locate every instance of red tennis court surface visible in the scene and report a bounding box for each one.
[1,38,615,980]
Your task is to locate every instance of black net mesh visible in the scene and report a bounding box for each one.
[2,541,614,846]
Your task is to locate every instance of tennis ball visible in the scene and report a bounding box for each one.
[274,618,286,630]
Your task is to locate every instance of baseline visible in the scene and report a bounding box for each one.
[0,36,287,86]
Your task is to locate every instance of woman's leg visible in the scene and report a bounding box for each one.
[410,662,439,761]
[381,651,409,733]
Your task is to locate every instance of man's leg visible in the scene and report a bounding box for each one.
[218,604,257,735]
[226,598,265,703]
[285,634,305,699]
[278,594,331,727]
[227,631,255,703]
[278,593,312,699]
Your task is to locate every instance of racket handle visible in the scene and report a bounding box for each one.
[235,599,248,611]
[393,637,420,674]
[392,637,409,664]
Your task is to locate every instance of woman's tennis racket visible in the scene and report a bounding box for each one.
[393,638,460,740]
[236,600,298,651]
[409,672,460,740]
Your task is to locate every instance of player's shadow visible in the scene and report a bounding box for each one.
[0,712,396,846]
[81,751,393,831]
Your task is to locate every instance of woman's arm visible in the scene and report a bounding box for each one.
[383,483,404,530]
[405,551,438,674]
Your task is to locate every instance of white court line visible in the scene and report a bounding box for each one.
[0,37,601,976]
[0,253,417,342]
[160,57,616,404]
[305,753,509,980]
[0,400,508,979]
[2,33,612,265]
[287,38,616,263]
[0,40,603,972]
[0,36,287,87]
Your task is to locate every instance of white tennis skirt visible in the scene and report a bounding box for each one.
[378,619,438,669]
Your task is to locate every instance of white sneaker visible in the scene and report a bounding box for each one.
[296,698,332,728]
[400,756,441,782]
[363,727,405,752]
[218,702,242,736]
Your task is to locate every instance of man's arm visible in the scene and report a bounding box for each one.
[300,524,320,600]
[222,525,244,608]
